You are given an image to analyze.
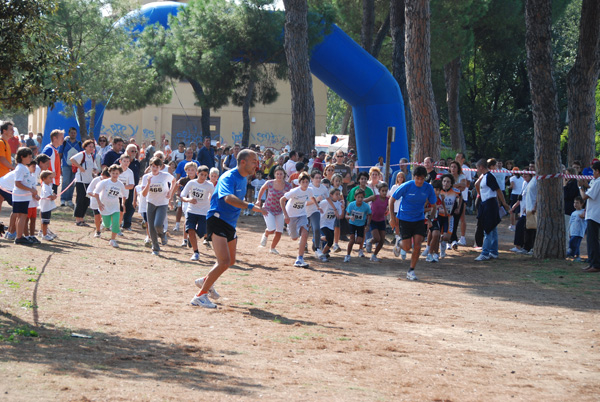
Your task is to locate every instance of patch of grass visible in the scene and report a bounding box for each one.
[234,273,250,277]
[238,301,254,306]
[18,300,37,309]
[272,316,282,324]
[27,278,37,282]
[19,266,37,275]
[0,326,39,343]
[4,280,20,289]
[337,337,351,341]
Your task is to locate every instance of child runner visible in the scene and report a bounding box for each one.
[390,172,406,258]
[280,172,320,268]
[424,180,444,263]
[364,182,389,262]
[13,147,40,245]
[181,165,214,261]
[39,170,58,241]
[319,187,343,262]
[88,168,110,238]
[343,189,371,262]
[191,149,266,308]
[331,173,346,252]
[117,154,135,234]
[567,196,586,261]
[389,165,437,280]
[306,169,333,257]
[176,162,198,247]
[133,181,151,246]
[93,164,127,248]
[440,174,462,256]
[257,166,292,254]
[251,170,266,216]
[24,160,40,242]
[142,157,175,256]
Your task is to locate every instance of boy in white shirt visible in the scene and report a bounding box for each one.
[13,147,40,245]
[87,168,110,238]
[280,172,320,268]
[181,165,214,261]
[117,154,135,233]
[176,162,198,248]
[39,170,58,241]
[318,187,343,262]
[93,164,127,248]
[251,171,266,215]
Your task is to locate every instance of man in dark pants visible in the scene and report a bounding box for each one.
[121,144,141,230]
[197,136,214,169]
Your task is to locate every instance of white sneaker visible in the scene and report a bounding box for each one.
[509,246,522,253]
[174,222,180,232]
[440,248,446,259]
[190,252,199,261]
[319,255,329,262]
[358,249,365,258]
[343,255,351,263]
[508,225,515,232]
[432,253,439,263]
[117,231,124,237]
[269,248,280,255]
[294,256,309,268]
[421,246,430,257]
[100,223,106,230]
[151,250,159,256]
[474,254,490,261]
[190,294,216,309]
[441,241,447,252]
[181,239,188,247]
[42,234,54,241]
[490,253,499,259]
[426,253,434,262]
[94,231,101,238]
[406,270,418,281]
[370,254,380,262]
[260,233,267,247]
[109,239,119,248]
[194,277,220,299]
[365,238,373,253]
[400,249,407,260]
[451,241,458,250]
[315,248,323,258]
[393,239,401,257]
[458,237,467,246]
[203,238,211,249]
[332,244,341,253]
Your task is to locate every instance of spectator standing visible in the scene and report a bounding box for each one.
[102,137,125,168]
[222,143,240,171]
[197,136,215,168]
[0,122,14,177]
[42,129,64,193]
[58,127,82,207]
[579,161,600,272]
[171,142,186,164]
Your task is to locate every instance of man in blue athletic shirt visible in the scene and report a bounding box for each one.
[389,165,437,281]
[191,149,266,308]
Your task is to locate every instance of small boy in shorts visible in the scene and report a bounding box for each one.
[180,165,214,261]
[567,196,586,261]
[88,168,110,238]
[280,172,320,268]
[424,180,444,263]
[344,189,372,262]
[319,187,343,262]
[39,170,58,241]
[177,162,198,247]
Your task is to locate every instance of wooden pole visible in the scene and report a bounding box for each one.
[385,127,395,183]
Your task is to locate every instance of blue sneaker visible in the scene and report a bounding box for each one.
[5,232,16,240]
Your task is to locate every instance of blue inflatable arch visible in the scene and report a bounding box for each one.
[43,1,409,167]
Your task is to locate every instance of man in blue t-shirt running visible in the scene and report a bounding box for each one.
[190,149,266,309]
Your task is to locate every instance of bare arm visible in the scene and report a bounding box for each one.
[0,156,13,170]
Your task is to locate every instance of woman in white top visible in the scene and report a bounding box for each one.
[71,139,97,226]
[579,161,600,271]
[142,156,175,255]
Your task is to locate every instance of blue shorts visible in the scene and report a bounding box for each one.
[0,188,12,205]
[12,201,29,214]
[370,220,386,231]
[186,213,207,237]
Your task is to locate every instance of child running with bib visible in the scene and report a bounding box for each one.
[280,172,320,268]
[344,189,371,262]
[176,162,198,247]
[318,187,343,262]
[364,182,389,262]
[390,171,406,258]
[93,165,127,248]
[88,168,110,238]
[181,165,214,261]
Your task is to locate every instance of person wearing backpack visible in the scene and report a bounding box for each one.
[70,139,97,226]
[58,127,82,207]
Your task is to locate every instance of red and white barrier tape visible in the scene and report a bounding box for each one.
[0,178,75,196]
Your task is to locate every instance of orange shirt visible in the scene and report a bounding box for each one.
[0,138,11,177]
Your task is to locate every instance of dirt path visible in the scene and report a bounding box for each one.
[1,207,599,401]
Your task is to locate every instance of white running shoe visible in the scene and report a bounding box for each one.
[116,231,123,237]
[174,222,180,232]
[370,254,380,262]
[151,250,159,256]
[190,294,216,309]
[400,249,407,260]
[365,238,373,253]
[451,241,458,250]
[474,254,490,261]
[510,247,523,253]
[406,270,418,281]
[458,237,467,246]
[358,249,365,258]
[343,255,351,263]
[260,233,267,247]
[181,239,188,247]
[294,256,309,268]
[315,248,323,258]
[421,246,430,257]
[190,252,199,261]
[94,231,101,238]
[42,234,54,241]
[426,253,434,262]
[432,253,439,263]
[203,238,211,249]
[393,238,401,257]
[332,244,341,253]
[440,248,446,259]
[269,248,280,255]
[319,255,329,262]
[109,239,119,248]
[194,277,220,299]
[490,253,499,259]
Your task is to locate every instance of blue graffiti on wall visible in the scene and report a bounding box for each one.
[173,126,203,146]
[100,124,155,142]
[230,132,290,147]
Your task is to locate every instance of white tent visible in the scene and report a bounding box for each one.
[315,134,348,154]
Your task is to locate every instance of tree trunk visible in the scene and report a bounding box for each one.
[405,0,440,162]
[189,78,212,140]
[525,0,565,259]
[76,101,88,140]
[283,0,315,155]
[391,0,413,156]
[371,13,390,59]
[566,0,600,167]
[348,115,356,152]
[362,0,375,54]
[89,99,96,141]
[242,75,256,148]
[444,56,466,153]
[341,105,352,135]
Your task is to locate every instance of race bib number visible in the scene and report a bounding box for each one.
[108,188,120,197]
[150,184,163,193]
[292,201,305,210]
[192,189,204,199]
[326,211,336,220]
[352,211,364,221]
